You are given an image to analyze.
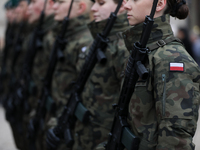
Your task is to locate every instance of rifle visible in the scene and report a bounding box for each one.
[105,0,159,150]
[46,0,124,149]
[26,2,72,149]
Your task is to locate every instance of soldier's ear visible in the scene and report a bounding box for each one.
[156,0,166,12]
[77,1,87,15]
[118,0,126,15]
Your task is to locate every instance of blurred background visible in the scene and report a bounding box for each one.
[0,0,199,149]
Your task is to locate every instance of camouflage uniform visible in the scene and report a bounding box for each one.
[30,14,58,150]
[19,14,57,150]
[19,15,55,150]
[9,21,34,150]
[44,14,93,150]
[31,14,57,109]
[72,14,129,150]
[122,15,200,150]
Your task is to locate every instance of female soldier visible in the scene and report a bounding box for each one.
[72,0,129,149]
[123,0,200,149]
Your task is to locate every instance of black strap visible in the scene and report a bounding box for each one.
[148,36,183,51]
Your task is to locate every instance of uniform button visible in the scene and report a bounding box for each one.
[123,34,126,38]
[75,133,78,137]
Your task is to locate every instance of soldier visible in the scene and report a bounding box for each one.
[0,0,18,103]
[71,0,129,149]
[44,0,93,149]
[122,0,200,149]
[22,0,57,149]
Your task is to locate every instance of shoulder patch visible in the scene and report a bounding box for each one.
[169,62,184,72]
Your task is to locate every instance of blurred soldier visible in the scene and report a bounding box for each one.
[0,1,21,149]
[4,1,32,150]
[71,0,129,149]
[22,0,57,150]
[0,0,18,104]
[45,0,93,149]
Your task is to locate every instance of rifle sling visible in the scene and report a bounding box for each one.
[148,36,183,51]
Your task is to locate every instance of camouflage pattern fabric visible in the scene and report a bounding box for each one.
[31,14,57,109]
[72,13,129,150]
[122,14,200,150]
[19,15,56,150]
[51,14,92,106]
[44,14,93,150]
[1,23,19,97]
[15,22,36,80]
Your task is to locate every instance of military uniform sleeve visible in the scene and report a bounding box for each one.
[112,38,129,81]
[153,44,200,150]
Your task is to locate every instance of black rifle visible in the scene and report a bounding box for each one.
[27,4,72,150]
[105,0,159,150]
[46,0,124,149]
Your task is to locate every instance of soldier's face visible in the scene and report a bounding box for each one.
[15,1,29,22]
[7,9,17,23]
[91,0,117,22]
[53,0,79,21]
[124,0,163,26]
[27,0,45,23]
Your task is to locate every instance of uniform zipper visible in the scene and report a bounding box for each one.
[162,74,166,117]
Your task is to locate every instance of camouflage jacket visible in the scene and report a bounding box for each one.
[123,15,200,150]
[32,14,57,101]
[52,14,92,105]
[13,21,34,80]
[73,14,129,149]
[5,23,19,77]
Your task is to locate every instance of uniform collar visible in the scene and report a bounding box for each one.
[65,13,91,37]
[42,14,57,33]
[87,13,129,40]
[122,14,174,51]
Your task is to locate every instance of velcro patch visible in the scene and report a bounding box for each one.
[169,62,184,72]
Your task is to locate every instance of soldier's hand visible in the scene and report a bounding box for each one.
[46,128,61,150]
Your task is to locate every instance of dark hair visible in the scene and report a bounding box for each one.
[164,0,189,19]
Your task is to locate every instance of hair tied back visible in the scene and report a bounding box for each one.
[171,0,187,17]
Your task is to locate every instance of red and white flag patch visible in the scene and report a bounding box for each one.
[169,62,184,72]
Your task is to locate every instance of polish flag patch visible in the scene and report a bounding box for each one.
[169,62,184,72]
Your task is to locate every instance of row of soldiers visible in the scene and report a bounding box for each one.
[0,0,130,149]
[1,0,200,150]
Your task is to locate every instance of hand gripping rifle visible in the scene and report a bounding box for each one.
[27,0,73,149]
[46,0,124,149]
[105,0,159,150]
